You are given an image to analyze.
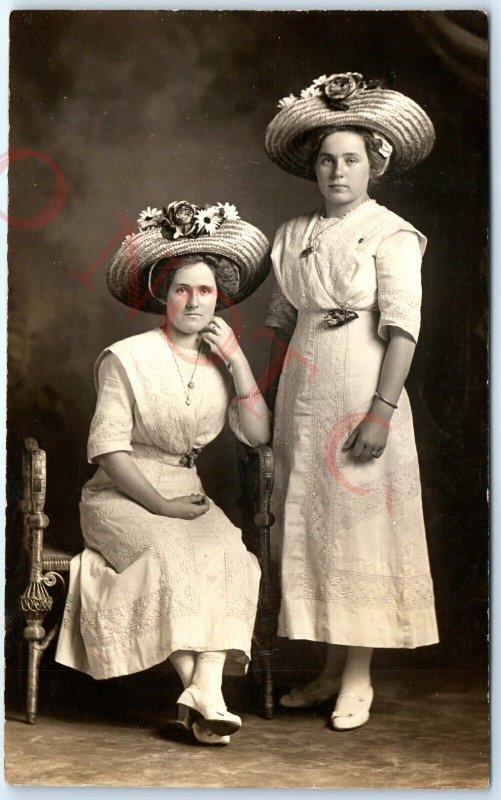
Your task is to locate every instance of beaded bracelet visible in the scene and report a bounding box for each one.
[374,391,398,410]
[236,388,262,400]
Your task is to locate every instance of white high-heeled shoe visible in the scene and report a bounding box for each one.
[331,686,374,731]
[192,721,230,746]
[177,685,242,736]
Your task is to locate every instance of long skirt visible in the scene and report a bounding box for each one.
[55,445,261,679]
[271,309,438,648]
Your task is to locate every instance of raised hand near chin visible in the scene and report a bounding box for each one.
[200,316,241,366]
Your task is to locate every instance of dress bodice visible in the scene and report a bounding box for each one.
[87,329,247,463]
[270,200,427,343]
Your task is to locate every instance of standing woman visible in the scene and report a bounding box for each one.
[56,200,271,745]
[263,73,439,730]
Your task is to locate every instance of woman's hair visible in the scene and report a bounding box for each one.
[304,125,389,184]
[150,252,240,303]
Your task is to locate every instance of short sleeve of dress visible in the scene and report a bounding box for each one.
[87,352,134,463]
[376,229,425,344]
[227,397,271,448]
[263,222,298,341]
[227,400,254,447]
[263,275,298,341]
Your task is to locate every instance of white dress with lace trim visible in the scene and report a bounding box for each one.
[55,329,260,680]
[269,201,439,649]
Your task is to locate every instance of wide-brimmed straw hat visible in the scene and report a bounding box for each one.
[107,201,271,314]
[264,72,435,180]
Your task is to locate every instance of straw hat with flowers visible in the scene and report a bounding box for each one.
[107,201,271,314]
[264,72,435,180]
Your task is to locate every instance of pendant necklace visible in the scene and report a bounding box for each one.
[160,328,202,406]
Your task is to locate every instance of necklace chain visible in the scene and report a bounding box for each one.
[159,328,201,406]
[321,196,371,222]
[301,198,371,258]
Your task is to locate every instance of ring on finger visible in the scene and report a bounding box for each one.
[371,449,382,458]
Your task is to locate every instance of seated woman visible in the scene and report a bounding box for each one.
[55,200,271,745]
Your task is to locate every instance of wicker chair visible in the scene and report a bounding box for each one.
[19,436,276,724]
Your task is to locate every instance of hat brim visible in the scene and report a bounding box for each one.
[264,89,435,180]
[107,219,271,314]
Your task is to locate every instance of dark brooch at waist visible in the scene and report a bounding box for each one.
[323,306,359,329]
[180,448,203,468]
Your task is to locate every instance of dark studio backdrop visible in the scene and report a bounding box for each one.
[5,10,488,711]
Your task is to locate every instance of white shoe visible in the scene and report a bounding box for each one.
[192,721,230,746]
[331,686,374,731]
[177,686,242,736]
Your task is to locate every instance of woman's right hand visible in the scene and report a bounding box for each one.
[162,494,210,520]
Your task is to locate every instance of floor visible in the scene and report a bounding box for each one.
[4,668,488,789]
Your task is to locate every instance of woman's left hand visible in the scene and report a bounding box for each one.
[200,316,242,365]
[343,416,390,462]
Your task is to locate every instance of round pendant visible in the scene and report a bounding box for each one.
[188,381,195,390]
[186,398,191,406]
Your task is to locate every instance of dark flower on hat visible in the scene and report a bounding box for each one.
[323,72,365,110]
[162,201,200,240]
[133,199,242,242]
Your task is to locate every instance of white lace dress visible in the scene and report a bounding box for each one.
[55,329,261,679]
[266,200,438,649]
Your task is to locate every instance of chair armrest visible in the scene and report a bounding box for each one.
[236,443,274,545]
[22,438,75,568]
[246,445,275,615]
[247,445,274,527]
[21,438,49,580]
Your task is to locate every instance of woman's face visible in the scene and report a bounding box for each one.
[165,262,217,335]
[315,130,371,215]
